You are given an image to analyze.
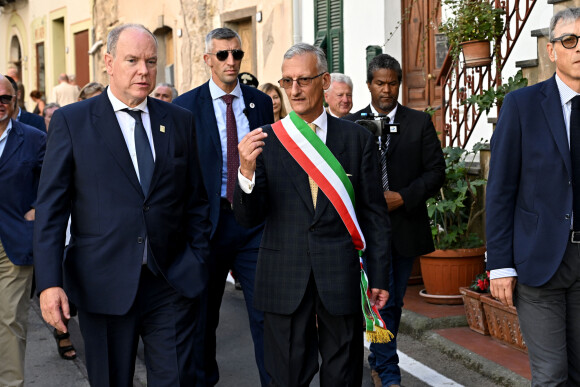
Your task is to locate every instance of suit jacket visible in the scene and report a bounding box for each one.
[0,120,45,265]
[486,75,571,287]
[34,90,211,315]
[173,81,274,236]
[344,104,445,257]
[19,110,47,132]
[233,115,391,316]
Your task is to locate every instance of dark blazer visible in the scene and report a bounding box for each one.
[33,90,211,315]
[174,81,274,236]
[0,120,45,265]
[19,110,47,132]
[486,75,572,287]
[344,104,445,257]
[234,115,391,316]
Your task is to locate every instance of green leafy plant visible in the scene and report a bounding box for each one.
[464,70,528,114]
[438,0,505,61]
[427,142,488,249]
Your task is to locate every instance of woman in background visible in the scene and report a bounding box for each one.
[259,83,287,122]
[30,90,45,115]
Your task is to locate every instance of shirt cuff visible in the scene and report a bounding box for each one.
[490,268,518,279]
[238,168,255,194]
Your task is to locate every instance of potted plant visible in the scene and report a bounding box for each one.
[459,271,491,335]
[419,142,488,303]
[481,293,527,352]
[464,70,528,114]
[438,0,505,67]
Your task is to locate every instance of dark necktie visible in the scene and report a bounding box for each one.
[571,96,580,230]
[123,108,154,195]
[222,94,239,203]
[380,132,391,191]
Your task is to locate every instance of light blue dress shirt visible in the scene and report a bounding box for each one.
[0,119,13,159]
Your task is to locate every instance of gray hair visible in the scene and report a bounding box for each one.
[43,103,60,117]
[107,24,157,57]
[78,82,105,100]
[205,27,242,53]
[549,8,580,41]
[327,73,353,92]
[155,82,178,100]
[283,43,328,74]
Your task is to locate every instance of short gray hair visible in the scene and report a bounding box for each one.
[205,27,242,53]
[43,103,60,117]
[155,82,178,100]
[549,8,580,41]
[283,43,328,74]
[107,24,157,57]
[327,73,353,92]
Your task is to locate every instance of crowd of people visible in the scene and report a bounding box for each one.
[1,7,580,387]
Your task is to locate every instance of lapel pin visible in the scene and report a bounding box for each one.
[249,102,255,109]
[160,125,165,133]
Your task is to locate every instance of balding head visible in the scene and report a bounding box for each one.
[0,74,17,126]
[59,73,69,83]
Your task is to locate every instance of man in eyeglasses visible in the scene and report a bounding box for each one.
[173,27,273,386]
[487,8,580,386]
[0,74,45,387]
[235,43,391,386]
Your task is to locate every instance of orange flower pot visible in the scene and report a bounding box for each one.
[459,286,490,335]
[460,40,492,67]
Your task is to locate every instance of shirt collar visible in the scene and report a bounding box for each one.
[370,103,398,122]
[209,78,242,100]
[310,108,328,135]
[0,119,13,142]
[555,73,580,106]
[107,87,149,113]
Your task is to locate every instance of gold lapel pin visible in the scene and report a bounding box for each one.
[160,125,165,133]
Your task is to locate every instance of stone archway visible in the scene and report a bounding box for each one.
[9,35,22,73]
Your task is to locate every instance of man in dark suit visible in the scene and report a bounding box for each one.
[344,54,445,387]
[0,74,45,387]
[173,27,273,386]
[235,43,390,387]
[487,8,580,386]
[33,24,211,386]
[5,76,47,132]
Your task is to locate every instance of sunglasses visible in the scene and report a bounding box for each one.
[551,34,580,49]
[0,94,15,105]
[208,49,245,61]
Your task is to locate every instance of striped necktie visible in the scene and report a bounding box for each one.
[307,123,319,208]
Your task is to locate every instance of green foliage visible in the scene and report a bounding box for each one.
[464,70,528,114]
[427,142,488,249]
[438,0,505,61]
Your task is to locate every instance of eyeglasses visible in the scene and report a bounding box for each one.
[551,34,580,49]
[208,49,245,61]
[0,95,15,105]
[278,72,326,89]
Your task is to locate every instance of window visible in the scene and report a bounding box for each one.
[314,0,343,73]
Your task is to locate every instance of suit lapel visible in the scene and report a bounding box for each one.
[199,83,222,160]
[92,91,143,196]
[0,121,23,169]
[241,84,259,129]
[542,77,571,177]
[147,98,169,197]
[388,104,404,156]
[279,139,315,212]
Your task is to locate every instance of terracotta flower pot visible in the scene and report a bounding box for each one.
[481,295,527,353]
[420,247,486,297]
[459,286,490,335]
[460,40,492,67]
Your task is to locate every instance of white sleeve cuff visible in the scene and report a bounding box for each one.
[490,268,518,279]
[238,168,255,194]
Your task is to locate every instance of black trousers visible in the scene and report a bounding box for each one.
[264,273,363,387]
[78,266,201,387]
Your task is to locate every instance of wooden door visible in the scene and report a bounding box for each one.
[401,0,442,112]
[236,18,254,75]
[74,30,90,88]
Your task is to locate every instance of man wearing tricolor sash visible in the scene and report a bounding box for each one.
[234,43,391,387]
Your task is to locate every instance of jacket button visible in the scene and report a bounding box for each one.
[566,214,571,220]
[309,227,315,232]
[143,206,150,211]
[137,237,144,243]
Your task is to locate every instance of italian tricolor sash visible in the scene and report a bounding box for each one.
[271,111,393,343]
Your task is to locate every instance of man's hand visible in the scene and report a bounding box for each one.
[384,191,403,212]
[490,277,517,307]
[369,288,389,310]
[39,287,70,332]
[24,209,35,221]
[238,128,267,180]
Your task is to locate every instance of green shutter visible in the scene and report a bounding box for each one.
[314,0,343,73]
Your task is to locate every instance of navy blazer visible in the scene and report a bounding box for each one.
[0,120,45,265]
[34,91,211,315]
[234,115,391,316]
[344,104,445,257]
[174,81,274,236]
[19,110,47,132]
[486,75,572,287]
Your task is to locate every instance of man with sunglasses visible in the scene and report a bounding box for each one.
[174,27,273,386]
[0,74,46,386]
[235,43,390,386]
[487,8,580,386]
[5,76,46,133]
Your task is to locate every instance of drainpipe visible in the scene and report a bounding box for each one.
[293,0,302,44]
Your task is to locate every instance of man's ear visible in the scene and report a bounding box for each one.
[321,72,331,90]
[104,53,114,76]
[203,54,211,67]
[547,42,557,63]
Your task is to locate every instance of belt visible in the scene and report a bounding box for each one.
[571,230,580,243]
[220,197,233,211]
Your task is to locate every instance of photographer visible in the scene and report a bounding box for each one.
[344,54,445,387]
